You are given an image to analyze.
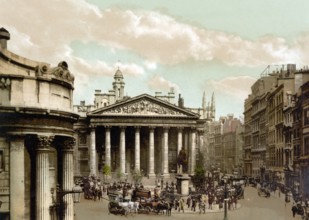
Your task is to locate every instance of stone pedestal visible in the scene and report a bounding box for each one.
[176,174,190,196]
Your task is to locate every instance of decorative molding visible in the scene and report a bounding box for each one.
[35,61,74,84]
[0,77,10,90]
[63,137,76,150]
[101,98,186,116]
[36,135,54,149]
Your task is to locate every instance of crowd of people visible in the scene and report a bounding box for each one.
[79,174,244,216]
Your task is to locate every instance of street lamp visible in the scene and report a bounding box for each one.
[50,185,83,220]
[223,177,229,220]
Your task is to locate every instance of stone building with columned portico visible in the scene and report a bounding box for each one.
[73,69,214,180]
[0,28,79,220]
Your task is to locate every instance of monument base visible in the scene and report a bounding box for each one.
[176,174,191,196]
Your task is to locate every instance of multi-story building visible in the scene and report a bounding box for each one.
[208,115,243,175]
[243,64,297,180]
[244,64,309,199]
[294,74,309,197]
[283,91,294,190]
[73,68,215,179]
[267,74,295,184]
[221,115,243,174]
[0,28,79,220]
[214,120,223,171]
[248,73,278,179]
[243,95,253,177]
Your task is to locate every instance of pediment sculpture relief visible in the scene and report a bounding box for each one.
[102,99,186,116]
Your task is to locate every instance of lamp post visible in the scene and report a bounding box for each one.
[223,177,229,220]
[50,185,82,220]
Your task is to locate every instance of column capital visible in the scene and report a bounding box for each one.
[104,125,112,130]
[149,126,156,131]
[197,130,204,135]
[177,127,184,131]
[36,135,54,150]
[120,126,127,131]
[134,126,141,130]
[62,137,76,151]
[163,127,170,132]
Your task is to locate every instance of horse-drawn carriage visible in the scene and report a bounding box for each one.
[292,203,309,220]
[132,189,152,201]
[257,187,270,198]
[108,192,137,216]
[231,184,244,199]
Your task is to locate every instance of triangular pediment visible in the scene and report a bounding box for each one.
[89,94,199,118]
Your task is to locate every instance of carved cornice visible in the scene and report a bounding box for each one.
[35,61,74,84]
[36,135,54,149]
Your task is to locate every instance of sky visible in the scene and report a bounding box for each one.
[1,0,309,119]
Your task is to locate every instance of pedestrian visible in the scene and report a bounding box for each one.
[187,196,191,208]
[179,198,185,213]
[191,199,196,212]
[292,203,297,217]
[161,178,164,190]
[199,200,206,214]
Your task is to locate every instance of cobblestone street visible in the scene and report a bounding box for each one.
[74,186,302,220]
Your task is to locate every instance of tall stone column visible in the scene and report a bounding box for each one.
[9,136,25,220]
[190,129,196,175]
[105,126,111,168]
[36,135,54,220]
[134,126,140,171]
[120,127,126,174]
[162,127,169,177]
[177,128,183,173]
[148,127,155,177]
[184,131,189,161]
[90,128,96,175]
[62,137,75,220]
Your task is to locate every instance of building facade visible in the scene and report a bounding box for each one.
[244,64,309,198]
[73,69,212,180]
[0,28,78,220]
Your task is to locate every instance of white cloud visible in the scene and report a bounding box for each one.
[144,61,157,70]
[115,62,144,76]
[148,75,180,93]
[0,0,308,76]
[206,76,257,102]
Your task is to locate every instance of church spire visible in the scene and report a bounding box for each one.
[211,92,215,119]
[202,91,206,119]
[211,92,215,109]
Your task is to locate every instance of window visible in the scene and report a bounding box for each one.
[304,108,309,126]
[0,151,3,172]
[305,137,309,155]
[79,134,87,145]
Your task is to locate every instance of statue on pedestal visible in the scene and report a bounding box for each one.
[177,147,188,175]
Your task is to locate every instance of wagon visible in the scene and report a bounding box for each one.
[258,187,270,198]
